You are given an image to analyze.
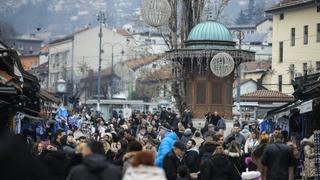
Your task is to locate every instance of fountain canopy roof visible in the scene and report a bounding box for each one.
[186,21,235,49]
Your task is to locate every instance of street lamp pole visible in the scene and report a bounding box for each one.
[101,43,124,100]
[235,30,245,113]
[97,11,106,112]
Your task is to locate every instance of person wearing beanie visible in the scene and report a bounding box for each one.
[181,128,193,144]
[163,140,187,180]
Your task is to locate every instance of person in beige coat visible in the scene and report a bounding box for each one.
[123,151,167,180]
[301,136,315,180]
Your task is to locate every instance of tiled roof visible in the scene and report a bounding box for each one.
[124,55,162,71]
[40,45,49,54]
[266,0,315,13]
[49,27,90,45]
[138,65,173,82]
[101,55,162,76]
[241,90,294,102]
[116,28,130,36]
[243,33,267,43]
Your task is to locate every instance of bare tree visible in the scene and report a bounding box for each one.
[210,0,230,21]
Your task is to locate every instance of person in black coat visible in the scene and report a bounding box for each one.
[163,141,187,180]
[184,139,199,173]
[210,111,221,126]
[67,141,122,180]
[200,146,234,180]
[112,139,127,167]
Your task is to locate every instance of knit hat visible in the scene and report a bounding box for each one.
[184,128,192,135]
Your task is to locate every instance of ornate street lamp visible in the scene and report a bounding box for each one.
[141,0,171,27]
[210,52,235,78]
[56,79,66,105]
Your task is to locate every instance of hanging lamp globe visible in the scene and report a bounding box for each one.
[210,52,235,77]
[141,0,171,27]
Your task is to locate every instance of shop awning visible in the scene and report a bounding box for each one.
[37,89,60,103]
[266,100,300,118]
[266,99,314,118]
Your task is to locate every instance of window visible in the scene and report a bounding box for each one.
[289,64,295,82]
[251,30,254,34]
[280,13,284,20]
[279,42,283,63]
[291,28,295,46]
[303,63,308,72]
[196,82,206,104]
[317,23,320,42]
[212,82,222,104]
[304,25,308,45]
[317,6,320,12]
[278,75,282,92]
[316,61,320,71]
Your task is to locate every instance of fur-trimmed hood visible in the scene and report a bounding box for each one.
[123,151,139,161]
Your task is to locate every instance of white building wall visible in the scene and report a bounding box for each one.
[48,40,73,90]
[233,81,258,98]
[73,27,128,80]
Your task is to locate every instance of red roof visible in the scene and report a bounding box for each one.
[138,65,173,82]
[241,90,294,102]
[116,28,130,36]
[100,55,162,76]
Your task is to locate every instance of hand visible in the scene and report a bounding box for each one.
[47,145,57,151]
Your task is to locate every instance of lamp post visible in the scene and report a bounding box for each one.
[97,11,106,112]
[233,30,245,114]
[56,79,66,105]
[101,42,125,99]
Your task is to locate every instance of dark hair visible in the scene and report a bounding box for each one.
[177,165,189,178]
[87,140,105,155]
[54,129,64,140]
[127,140,143,152]
[132,151,155,167]
[118,139,128,151]
[189,139,196,146]
[60,135,68,146]
[194,131,201,137]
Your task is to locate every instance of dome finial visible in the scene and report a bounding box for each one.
[204,0,215,21]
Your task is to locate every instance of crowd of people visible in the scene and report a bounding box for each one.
[1,106,317,180]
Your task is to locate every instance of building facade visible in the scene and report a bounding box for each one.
[48,26,129,92]
[265,0,320,94]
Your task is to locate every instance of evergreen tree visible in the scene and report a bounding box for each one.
[235,10,249,25]
[236,0,267,25]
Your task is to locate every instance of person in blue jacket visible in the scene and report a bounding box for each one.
[155,132,177,167]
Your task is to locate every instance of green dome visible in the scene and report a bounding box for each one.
[185,21,235,49]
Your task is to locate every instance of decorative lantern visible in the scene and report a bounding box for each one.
[210,52,235,77]
[141,0,171,27]
[56,79,66,93]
